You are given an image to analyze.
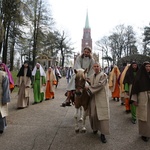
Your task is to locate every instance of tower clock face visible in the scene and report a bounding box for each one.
[85,42,88,45]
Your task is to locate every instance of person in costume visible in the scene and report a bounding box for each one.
[131,61,150,142]
[0,68,10,133]
[45,67,56,100]
[61,46,95,107]
[119,64,131,107]
[0,63,14,92]
[123,61,139,124]
[53,66,62,88]
[32,63,46,104]
[86,62,110,143]
[16,61,32,109]
[109,65,121,102]
[66,67,73,83]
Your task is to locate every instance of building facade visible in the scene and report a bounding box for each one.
[81,11,92,53]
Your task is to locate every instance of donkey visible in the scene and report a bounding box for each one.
[74,68,91,133]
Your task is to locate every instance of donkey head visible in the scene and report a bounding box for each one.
[74,69,87,97]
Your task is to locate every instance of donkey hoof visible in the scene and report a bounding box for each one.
[75,129,80,133]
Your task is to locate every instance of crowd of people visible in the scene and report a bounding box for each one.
[0,46,150,144]
[108,61,150,142]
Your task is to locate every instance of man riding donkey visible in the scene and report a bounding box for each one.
[60,46,95,107]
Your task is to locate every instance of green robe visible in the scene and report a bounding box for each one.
[33,70,46,103]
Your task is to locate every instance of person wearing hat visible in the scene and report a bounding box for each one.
[131,61,150,142]
[15,61,32,109]
[61,46,95,107]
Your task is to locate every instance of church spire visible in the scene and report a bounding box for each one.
[85,10,90,28]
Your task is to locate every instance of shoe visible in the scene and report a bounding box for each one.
[121,102,125,105]
[52,97,54,99]
[126,110,131,114]
[17,107,25,109]
[45,98,50,101]
[100,134,107,143]
[65,102,71,106]
[93,130,98,134]
[60,102,66,107]
[32,102,37,105]
[141,136,149,142]
[0,130,3,134]
[131,119,136,124]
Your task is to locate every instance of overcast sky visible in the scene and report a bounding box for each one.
[47,0,150,53]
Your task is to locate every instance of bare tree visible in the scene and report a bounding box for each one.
[96,36,112,67]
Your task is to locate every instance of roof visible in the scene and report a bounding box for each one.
[85,10,90,28]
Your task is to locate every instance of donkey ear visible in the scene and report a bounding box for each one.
[84,68,87,74]
[74,69,77,74]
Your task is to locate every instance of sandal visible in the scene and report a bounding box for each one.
[65,102,71,106]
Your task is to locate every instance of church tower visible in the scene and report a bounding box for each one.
[81,10,92,53]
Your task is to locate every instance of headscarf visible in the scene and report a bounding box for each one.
[0,63,14,84]
[109,65,120,85]
[119,64,130,92]
[123,61,139,85]
[32,63,46,77]
[131,61,150,95]
[46,67,56,81]
[17,61,32,77]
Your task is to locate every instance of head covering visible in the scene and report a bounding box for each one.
[119,64,130,92]
[123,61,139,85]
[32,63,46,77]
[0,63,14,84]
[131,61,150,94]
[17,61,32,77]
[109,65,120,87]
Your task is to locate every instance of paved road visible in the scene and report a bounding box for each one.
[0,77,150,150]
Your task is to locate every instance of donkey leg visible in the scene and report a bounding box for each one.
[79,106,83,122]
[80,110,87,133]
[74,108,80,133]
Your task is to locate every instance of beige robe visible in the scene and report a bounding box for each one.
[88,71,110,135]
[16,68,31,108]
[131,91,150,137]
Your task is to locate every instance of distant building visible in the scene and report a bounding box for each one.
[36,53,59,70]
[81,10,99,62]
[81,10,92,53]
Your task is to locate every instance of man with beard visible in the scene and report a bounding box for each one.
[61,46,95,107]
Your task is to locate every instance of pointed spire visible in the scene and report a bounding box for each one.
[85,10,90,28]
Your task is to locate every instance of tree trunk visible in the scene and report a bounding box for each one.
[2,22,10,63]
